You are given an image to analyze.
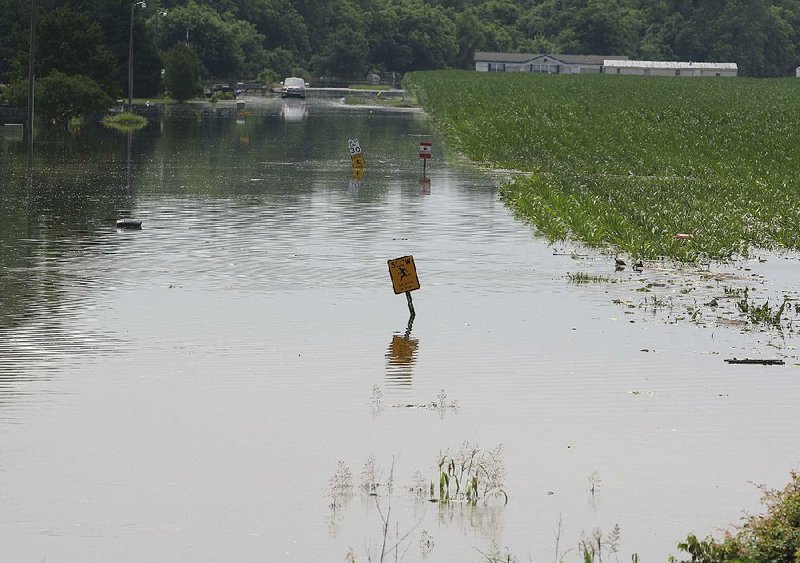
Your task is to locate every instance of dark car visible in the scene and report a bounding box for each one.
[206,84,240,98]
[281,77,307,99]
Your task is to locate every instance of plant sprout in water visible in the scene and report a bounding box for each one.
[435,442,507,505]
[589,471,601,496]
[361,455,380,496]
[369,384,384,415]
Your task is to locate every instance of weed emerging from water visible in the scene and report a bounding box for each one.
[419,530,435,556]
[331,460,353,493]
[476,540,519,562]
[388,388,459,416]
[409,470,428,499]
[328,460,354,530]
[340,456,428,563]
[434,389,459,417]
[434,442,507,504]
[567,272,614,284]
[724,285,746,298]
[589,471,601,496]
[738,293,792,328]
[579,524,621,563]
[362,455,380,495]
[370,385,384,415]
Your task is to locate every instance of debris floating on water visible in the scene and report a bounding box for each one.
[116,218,142,229]
[724,358,785,365]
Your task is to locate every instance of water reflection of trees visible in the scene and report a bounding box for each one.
[0,130,135,390]
[151,102,440,204]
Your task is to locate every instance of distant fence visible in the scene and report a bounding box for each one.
[0,123,23,141]
[201,75,402,96]
[0,107,25,124]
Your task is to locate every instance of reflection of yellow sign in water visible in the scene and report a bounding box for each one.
[351,153,366,170]
[388,255,420,294]
[351,167,365,181]
[388,334,418,365]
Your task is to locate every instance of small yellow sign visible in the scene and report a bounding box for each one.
[388,255,420,294]
[351,153,366,169]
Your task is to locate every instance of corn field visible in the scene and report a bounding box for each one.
[406,70,800,261]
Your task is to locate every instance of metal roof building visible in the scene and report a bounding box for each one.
[602,60,738,77]
[474,52,628,74]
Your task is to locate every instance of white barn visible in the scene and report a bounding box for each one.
[474,52,628,74]
[602,60,738,77]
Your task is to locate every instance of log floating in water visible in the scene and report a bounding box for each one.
[724,358,785,365]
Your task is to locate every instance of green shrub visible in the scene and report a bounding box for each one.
[676,470,800,562]
[257,69,279,88]
[209,91,236,104]
[102,112,148,131]
[36,71,111,124]
[0,80,27,107]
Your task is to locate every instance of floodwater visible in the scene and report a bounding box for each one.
[1,97,799,562]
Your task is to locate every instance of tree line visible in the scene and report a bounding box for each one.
[1,0,799,109]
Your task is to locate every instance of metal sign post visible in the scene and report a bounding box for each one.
[418,141,432,178]
[388,255,420,318]
[348,138,366,171]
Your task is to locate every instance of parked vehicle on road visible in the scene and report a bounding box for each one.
[281,77,308,99]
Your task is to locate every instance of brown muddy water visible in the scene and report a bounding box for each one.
[1,97,799,562]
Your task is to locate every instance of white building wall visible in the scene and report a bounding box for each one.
[603,60,737,76]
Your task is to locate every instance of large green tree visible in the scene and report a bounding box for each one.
[396,0,458,70]
[163,42,201,101]
[158,1,245,79]
[4,0,800,95]
[35,71,112,124]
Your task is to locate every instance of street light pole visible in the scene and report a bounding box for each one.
[26,0,36,149]
[128,1,146,111]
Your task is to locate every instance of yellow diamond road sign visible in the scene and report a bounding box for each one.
[351,153,366,169]
[388,255,420,294]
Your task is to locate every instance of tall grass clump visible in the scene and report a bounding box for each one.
[433,442,507,505]
[102,112,148,131]
[405,71,800,261]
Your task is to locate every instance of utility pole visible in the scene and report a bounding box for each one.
[128,2,134,110]
[26,0,36,150]
[128,1,146,111]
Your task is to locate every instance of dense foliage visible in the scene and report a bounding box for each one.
[3,70,112,124]
[1,0,800,108]
[675,470,800,562]
[407,70,800,261]
[163,43,202,102]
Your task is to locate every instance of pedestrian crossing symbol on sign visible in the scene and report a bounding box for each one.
[351,153,366,170]
[387,255,420,294]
